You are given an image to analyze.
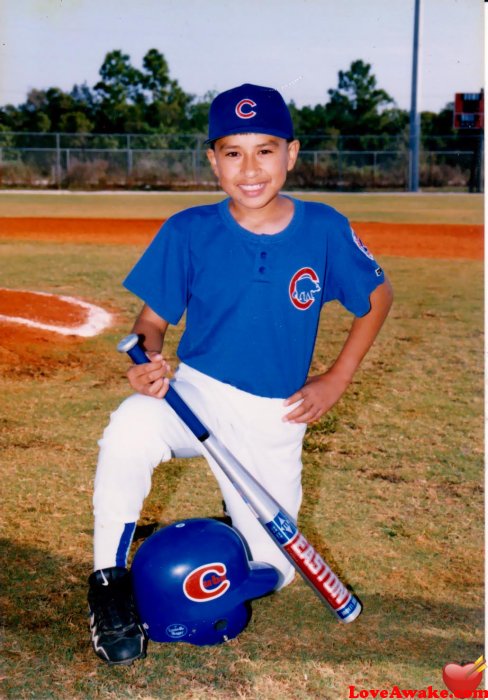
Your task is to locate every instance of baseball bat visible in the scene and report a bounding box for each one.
[117,333,362,623]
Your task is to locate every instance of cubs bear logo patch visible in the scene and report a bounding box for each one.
[183,562,231,602]
[289,267,321,310]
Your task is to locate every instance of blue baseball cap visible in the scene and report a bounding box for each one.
[206,83,294,144]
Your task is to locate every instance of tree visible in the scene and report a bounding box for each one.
[0,104,23,131]
[95,50,144,106]
[420,103,477,156]
[421,104,456,148]
[184,91,216,135]
[58,111,94,134]
[140,49,192,132]
[70,82,97,122]
[90,49,192,134]
[92,50,145,132]
[18,89,53,131]
[141,49,171,101]
[0,52,450,147]
[287,101,338,149]
[325,60,399,144]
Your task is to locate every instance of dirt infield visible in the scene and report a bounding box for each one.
[0,287,114,374]
[0,216,483,260]
[0,216,482,373]
[1,289,89,326]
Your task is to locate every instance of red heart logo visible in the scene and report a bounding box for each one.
[442,662,483,698]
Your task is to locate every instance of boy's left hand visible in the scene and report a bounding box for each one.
[282,371,351,424]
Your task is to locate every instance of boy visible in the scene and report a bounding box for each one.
[88,83,393,665]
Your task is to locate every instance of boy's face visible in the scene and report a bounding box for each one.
[206,133,300,212]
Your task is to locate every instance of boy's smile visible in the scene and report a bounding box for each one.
[207,133,300,231]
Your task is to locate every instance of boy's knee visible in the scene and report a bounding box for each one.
[101,394,164,444]
[276,566,296,590]
[111,393,161,424]
[97,394,174,469]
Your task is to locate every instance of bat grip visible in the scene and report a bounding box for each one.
[117,334,209,442]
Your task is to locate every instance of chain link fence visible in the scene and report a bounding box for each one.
[0,132,483,191]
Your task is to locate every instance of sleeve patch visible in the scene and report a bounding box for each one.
[351,228,375,260]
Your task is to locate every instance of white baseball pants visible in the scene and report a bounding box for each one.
[93,363,306,587]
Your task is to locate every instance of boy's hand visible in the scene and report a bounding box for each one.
[283,371,351,424]
[127,352,171,399]
[283,278,394,425]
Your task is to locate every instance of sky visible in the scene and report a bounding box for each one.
[0,0,484,114]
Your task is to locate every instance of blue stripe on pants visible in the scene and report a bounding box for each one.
[116,522,136,568]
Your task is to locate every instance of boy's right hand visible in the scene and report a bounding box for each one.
[127,352,171,399]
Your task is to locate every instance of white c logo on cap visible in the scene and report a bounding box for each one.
[235,98,257,119]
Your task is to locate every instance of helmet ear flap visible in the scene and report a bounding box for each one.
[131,518,279,646]
[242,562,282,600]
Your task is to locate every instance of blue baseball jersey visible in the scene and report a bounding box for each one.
[124,197,385,398]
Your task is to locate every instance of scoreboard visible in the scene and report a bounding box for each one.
[453,92,484,130]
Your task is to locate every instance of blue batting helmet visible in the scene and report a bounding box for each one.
[131,518,279,646]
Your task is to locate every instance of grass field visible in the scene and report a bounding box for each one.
[0,192,484,700]
[0,190,483,224]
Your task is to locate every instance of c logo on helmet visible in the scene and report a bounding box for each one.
[183,562,231,602]
[235,98,257,119]
[289,267,321,311]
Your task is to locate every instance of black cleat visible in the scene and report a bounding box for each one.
[88,567,147,666]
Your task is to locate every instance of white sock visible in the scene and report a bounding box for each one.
[94,519,136,571]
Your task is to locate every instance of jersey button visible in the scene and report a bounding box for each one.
[259,266,266,274]
[260,251,267,259]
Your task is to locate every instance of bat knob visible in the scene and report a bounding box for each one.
[117,333,140,354]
